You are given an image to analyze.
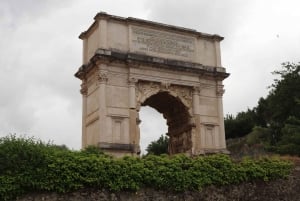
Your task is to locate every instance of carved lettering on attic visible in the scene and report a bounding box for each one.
[131,26,196,59]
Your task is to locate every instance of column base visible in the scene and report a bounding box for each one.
[98,142,140,157]
[194,148,230,156]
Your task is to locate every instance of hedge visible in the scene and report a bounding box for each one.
[0,135,293,201]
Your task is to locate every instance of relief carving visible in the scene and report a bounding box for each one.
[169,129,192,154]
[169,85,192,108]
[136,81,193,108]
[160,82,171,90]
[97,71,108,84]
[136,81,161,105]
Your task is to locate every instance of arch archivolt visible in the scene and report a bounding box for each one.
[134,80,196,154]
[135,80,193,114]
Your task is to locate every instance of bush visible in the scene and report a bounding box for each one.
[274,116,300,156]
[0,135,293,201]
[246,126,271,146]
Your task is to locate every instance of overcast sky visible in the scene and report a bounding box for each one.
[1,0,300,152]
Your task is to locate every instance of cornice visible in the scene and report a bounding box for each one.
[74,49,230,81]
[79,12,224,41]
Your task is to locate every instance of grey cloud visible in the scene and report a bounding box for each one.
[0,0,80,147]
[144,0,300,115]
[0,0,72,22]
[1,0,300,151]
[144,0,252,36]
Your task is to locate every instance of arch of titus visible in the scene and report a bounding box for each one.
[75,12,229,157]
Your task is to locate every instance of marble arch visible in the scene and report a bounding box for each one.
[75,12,230,157]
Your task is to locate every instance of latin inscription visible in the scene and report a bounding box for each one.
[131,26,196,59]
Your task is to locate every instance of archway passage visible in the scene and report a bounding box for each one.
[141,91,194,154]
[139,106,168,155]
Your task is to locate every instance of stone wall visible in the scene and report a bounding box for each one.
[17,167,300,201]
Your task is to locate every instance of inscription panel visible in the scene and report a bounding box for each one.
[131,26,196,60]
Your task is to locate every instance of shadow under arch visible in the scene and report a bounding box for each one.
[141,91,194,154]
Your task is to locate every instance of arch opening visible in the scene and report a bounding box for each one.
[140,91,194,155]
[139,106,168,155]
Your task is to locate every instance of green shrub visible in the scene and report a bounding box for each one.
[246,127,271,146]
[0,135,293,201]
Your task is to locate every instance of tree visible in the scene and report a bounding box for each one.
[262,62,300,143]
[225,62,300,156]
[253,97,269,127]
[225,109,257,139]
[274,116,300,156]
[146,135,169,155]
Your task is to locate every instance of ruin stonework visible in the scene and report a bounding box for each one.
[75,12,229,157]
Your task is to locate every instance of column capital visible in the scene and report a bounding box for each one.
[97,71,108,84]
[128,77,138,86]
[216,85,225,96]
[192,86,201,95]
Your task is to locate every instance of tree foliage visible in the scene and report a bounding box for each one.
[274,116,300,155]
[146,134,169,155]
[225,62,300,155]
[225,109,257,139]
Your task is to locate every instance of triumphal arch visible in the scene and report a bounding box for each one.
[75,12,229,157]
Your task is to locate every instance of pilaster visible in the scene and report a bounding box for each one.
[192,86,201,115]
[97,64,108,142]
[192,86,201,154]
[80,80,88,148]
[216,84,226,149]
[128,76,139,154]
[128,77,138,109]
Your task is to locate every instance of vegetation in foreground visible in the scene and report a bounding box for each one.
[0,135,293,201]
